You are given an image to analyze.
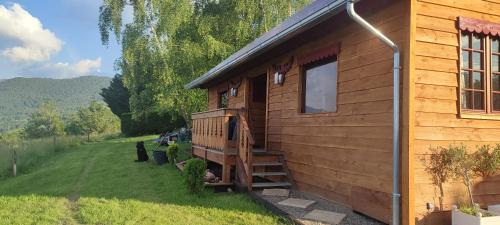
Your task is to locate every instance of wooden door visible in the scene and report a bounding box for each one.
[249,74,267,148]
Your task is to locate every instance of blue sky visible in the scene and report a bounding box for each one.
[0,0,130,79]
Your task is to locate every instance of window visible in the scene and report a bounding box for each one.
[301,57,338,113]
[218,91,228,108]
[459,17,500,116]
[460,32,485,110]
[492,37,500,111]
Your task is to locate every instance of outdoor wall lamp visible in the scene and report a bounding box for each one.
[230,87,238,97]
[274,72,284,85]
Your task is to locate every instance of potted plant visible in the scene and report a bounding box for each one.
[448,145,500,225]
[167,143,179,164]
[421,146,455,211]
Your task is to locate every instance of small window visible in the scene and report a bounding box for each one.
[218,91,228,108]
[301,57,338,113]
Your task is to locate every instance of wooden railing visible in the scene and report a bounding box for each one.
[237,109,255,191]
[191,108,255,190]
[191,108,238,153]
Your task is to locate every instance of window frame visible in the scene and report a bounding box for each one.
[298,56,339,115]
[459,30,500,120]
[491,37,500,112]
[218,90,229,109]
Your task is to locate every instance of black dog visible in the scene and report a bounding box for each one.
[135,141,149,162]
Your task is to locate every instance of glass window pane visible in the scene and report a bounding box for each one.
[493,55,499,72]
[304,61,338,113]
[461,33,470,49]
[472,34,482,50]
[462,51,470,68]
[493,39,499,53]
[473,92,484,110]
[493,74,500,91]
[473,72,483,90]
[219,91,228,108]
[473,52,483,70]
[494,94,500,111]
[461,71,471,89]
[462,91,472,109]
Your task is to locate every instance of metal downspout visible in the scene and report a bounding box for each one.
[346,1,401,225]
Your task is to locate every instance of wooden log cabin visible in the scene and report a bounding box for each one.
[185,0,500,224]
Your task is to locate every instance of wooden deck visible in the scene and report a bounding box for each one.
[191,108,291,190]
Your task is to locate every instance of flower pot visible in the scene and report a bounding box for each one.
[452,206,500,225]
[152,150,168,165]
[489,205,500,214]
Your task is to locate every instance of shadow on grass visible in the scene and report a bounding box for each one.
[0,136,290,225]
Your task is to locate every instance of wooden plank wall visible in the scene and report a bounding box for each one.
[207,79,247,110]
[265,1,407,223]
[414,1,500,224]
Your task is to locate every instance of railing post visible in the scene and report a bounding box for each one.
[222,116,229,154]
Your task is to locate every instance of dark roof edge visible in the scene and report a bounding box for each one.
[186,0,354,89]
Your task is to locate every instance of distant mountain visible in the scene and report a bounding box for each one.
[0,76,111,133]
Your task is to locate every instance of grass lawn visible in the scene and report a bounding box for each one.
[0,136,288,225]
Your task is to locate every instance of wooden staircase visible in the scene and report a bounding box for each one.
[235,109,292,191]
[250,149,292,190]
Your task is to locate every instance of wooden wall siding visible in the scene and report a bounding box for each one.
[207,79,247,111]
[264,1,407,223]
[414,0,500,224]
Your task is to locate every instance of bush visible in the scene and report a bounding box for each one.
[120,112,185,137]
[183,158,206,194]
[472,145,500,177]
[167,144,179,164]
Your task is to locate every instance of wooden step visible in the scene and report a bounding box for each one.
[253,162,283,167]
[252,149,266,154]
[252,182,292,188]
[253,172,287,177]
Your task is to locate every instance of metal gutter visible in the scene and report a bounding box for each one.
[185,0,355,89]
[346,1,401,225]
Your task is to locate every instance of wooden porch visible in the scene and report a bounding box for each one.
[191,108,291,190]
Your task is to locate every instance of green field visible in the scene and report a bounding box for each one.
[0,136,287,225]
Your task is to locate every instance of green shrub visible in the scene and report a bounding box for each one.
[167,144,179,164]
[472,145,500,177]
[183,158,206,194]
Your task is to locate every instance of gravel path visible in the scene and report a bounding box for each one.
[254,189,386,225]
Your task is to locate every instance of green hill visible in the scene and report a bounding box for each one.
[0,76,111,133]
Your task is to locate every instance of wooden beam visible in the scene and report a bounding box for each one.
[402,0,416,225]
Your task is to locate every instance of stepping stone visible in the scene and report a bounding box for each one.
[278,198,315,209]
[262,188,290,197]
[303,209,346,225]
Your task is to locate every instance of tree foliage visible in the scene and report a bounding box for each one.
[0,76,111,133]
[66,101,120,139]
[23,101,65,139]
[101,74,131,116]
[98,0,311,127]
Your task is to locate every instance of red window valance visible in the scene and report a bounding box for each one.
[458,16,500,37]
[297,43,341,66]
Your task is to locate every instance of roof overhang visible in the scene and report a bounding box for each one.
[185,0,358,89]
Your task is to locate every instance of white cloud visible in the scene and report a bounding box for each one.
[0,3,62,62]
[23,58,102,78]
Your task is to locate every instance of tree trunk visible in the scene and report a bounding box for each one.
[87,133,90,142]
[439,183,444,210]
[464,171,475,206]
[12,150,17,177]
[53,135,56,150]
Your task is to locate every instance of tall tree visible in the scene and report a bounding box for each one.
[69,101,121,141]
[23,101,65,139]
[100,74,130,116]
[98,0,311,127]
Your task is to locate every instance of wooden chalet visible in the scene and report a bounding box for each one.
[185,0,500,224]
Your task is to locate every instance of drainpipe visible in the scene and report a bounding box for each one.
[346,1,401,225]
